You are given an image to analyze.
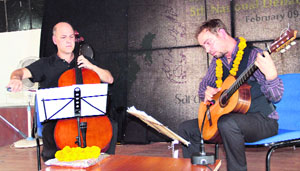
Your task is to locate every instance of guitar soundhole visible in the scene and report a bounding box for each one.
[219,91,229,108]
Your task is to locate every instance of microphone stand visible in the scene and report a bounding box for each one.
[191,101,215,165]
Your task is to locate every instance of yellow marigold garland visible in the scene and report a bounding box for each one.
[55,146,101,162]
[215,59,223,88]
[215,37,247,88]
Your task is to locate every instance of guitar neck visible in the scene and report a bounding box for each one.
[225,27,297,99]
[225,63,258,99]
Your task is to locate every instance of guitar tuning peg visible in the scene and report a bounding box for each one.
[291,41,296,46]
[285,45,291,50]
[280,49,286,53]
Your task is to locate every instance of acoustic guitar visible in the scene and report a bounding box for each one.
[198,27,298,143]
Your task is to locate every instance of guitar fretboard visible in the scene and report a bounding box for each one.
[221,63,258,103]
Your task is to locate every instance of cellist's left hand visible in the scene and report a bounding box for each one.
[77,55,114,84]
[77,55,95,70]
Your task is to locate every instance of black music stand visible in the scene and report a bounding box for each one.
[35,83,108,170]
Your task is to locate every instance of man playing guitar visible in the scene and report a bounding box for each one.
[178,19,285,171]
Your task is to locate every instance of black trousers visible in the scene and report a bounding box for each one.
[178,112,278,171]
[41,118,118,162]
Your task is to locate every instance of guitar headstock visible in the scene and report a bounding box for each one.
[269,27,298,54]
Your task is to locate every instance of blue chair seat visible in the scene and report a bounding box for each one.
[245,129,300,146]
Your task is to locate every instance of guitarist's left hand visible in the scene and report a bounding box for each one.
[254,51,278,81]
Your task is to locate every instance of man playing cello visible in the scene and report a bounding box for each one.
[7,22,117,162]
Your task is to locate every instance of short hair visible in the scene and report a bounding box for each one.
[195,19,228,38]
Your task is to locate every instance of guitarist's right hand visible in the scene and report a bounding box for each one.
[204,86,221,103]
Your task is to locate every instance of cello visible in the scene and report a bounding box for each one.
[54,31,112,151]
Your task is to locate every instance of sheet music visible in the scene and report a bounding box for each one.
[127,106,190,146]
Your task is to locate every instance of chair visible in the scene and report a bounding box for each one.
[32,96,43,170]
[244,73,300,171]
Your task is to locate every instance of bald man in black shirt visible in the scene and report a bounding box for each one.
[7,22,117,161]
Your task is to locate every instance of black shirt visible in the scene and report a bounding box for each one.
[26,54,97,89]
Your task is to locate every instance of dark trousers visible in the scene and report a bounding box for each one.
[178,112,278,171]
[42,118,118,162]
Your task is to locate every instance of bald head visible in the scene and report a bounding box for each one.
[52,22,74,36]
[52,22,76,57]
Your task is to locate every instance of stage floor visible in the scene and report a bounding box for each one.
[0,142,300,170]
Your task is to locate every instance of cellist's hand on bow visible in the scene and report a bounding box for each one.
[6,68,32,92]
[6,78,23,92]
[77,55,95,70]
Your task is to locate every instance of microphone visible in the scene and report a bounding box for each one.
[191,100,215,165]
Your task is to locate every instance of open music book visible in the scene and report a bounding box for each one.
[127,106,190,146]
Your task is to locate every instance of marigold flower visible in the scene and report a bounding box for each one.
[55,146,101,162]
